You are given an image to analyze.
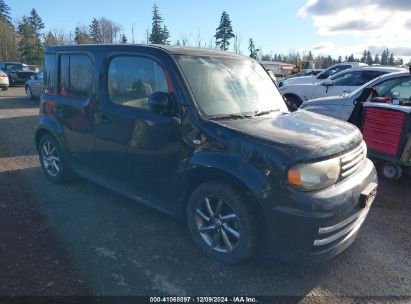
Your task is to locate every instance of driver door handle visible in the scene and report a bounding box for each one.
[99,115,112,125]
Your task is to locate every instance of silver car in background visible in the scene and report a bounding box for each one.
[300,71,411,120]
[25,70,44,99]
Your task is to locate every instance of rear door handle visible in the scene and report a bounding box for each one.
[99,115,112,125]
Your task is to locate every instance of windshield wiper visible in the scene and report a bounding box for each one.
[253,109,280,116]
[210,113,253,120]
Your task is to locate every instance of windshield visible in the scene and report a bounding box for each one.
[5,63,23,70]
[175,55,288,117]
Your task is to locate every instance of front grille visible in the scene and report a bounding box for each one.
[312,207,370,252]
[339,142,366,181]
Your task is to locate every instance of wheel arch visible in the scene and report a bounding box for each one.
[178,155,269,227]
[34,116,66,152]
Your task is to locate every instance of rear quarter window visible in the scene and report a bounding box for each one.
[58,54,93,100]
[44,54,56,95]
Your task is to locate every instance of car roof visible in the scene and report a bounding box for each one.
[368,71,411,84]
[45,44,245,59]
[330,66,406,79]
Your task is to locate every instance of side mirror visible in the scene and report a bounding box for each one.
[317,73,329,79]
[323,79,334,86]
[148,92,171,114]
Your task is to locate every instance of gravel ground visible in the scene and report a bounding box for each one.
[0,87,410,302]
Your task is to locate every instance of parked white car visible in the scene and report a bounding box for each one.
[278,62,367,87]
[280,66,405,108]
[0,69,9,91]
[300,71,411,120]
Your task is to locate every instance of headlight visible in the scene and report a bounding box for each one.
[287,157,341,191]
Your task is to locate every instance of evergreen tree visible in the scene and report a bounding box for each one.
[366,50,373,65]
[121,34,127,44]
[374,54,380,64]
[395,58,403,66]
[28,8,44,38]
[74,26,91,44]
[0,0,11,23]
[149,4,164,44]
[17,16,37,64]
[360,50,367,63]
[337,56,342,63]
[162,25,170,44]
[214,11,235,51]
[248,38,258,59]
[388,52,395,65]
[45,31,58,46]
[89,18,102,43]
[347,54,355,62]
[381,49,389,65]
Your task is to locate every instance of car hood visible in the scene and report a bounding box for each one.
[213,110,362,160]
[282,75,318,86]
[302,95,347,106]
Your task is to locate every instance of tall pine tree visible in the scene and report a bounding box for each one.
[17,16,36,64]
[0,0,11,23]
[149,4,165,44]
[381,49,389,65]
[366,50,373,65]
[89,18,102,44]
[374,54,380,64]
[388,52,395,65]
[248,38,258,59]
[214,11,234,51]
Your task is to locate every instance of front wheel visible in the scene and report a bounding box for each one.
[38,134,73,183]
[187,182,259,264]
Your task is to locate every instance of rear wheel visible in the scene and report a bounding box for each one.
[187,182,259,264]
[381,162,402,181]
[38,134,73,183]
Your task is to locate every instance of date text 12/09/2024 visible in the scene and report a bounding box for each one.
[150,296,258,303]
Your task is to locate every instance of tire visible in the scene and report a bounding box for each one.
[1,87,7,91]
[381,162,402,181]
[38,134,73,183]
[26,86,34,100]
[187,182,259,264]
[285,94,303,110]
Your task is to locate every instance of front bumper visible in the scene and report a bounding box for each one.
[264,158,378,263]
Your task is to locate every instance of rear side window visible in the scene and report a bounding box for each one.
[108,56,169,111]
[44,54,56,94]
[58,54,93,100]
[70,55,93,99]
[333,71,363,86]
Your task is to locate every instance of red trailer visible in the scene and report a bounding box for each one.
[362,102,411,180]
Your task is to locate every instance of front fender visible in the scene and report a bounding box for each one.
[181,150,271,201]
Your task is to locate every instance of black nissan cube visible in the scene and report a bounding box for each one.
[35,44,378,264]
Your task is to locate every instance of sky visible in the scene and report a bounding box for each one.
[5,0,411,62]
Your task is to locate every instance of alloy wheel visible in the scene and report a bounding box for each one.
[41,140,61,177]
[195,196,241,253]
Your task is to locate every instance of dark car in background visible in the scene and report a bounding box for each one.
[25,70,45,99]
[0,62,36,86]
[35,44,378,264]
